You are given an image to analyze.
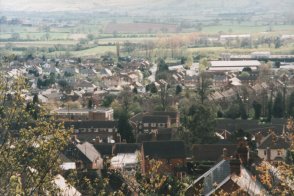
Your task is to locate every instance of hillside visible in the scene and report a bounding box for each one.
[0,0,293,15]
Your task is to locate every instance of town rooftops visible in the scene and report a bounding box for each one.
[76,142,102,163]
[54,107,113,114]
[64,120,117,129]
[94,143,114,157]
[142,140,186,159]
[258,133,291,149]
[191,144,237,161]
[113,143,141,154]
[142,115,169,123]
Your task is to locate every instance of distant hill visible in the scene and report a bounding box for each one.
[0,0,293,15]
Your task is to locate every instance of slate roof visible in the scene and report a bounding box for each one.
[136,133,153,143]
[186,160,231,195]
[191,144,237,161]
[76,142,101,162]
[64,121,117,129]
[258,133,291,149]
[157,128,172,140]
[93,143,114,157]
[113,143,141,154]
[142,115,169,123]
[142,140,186,159]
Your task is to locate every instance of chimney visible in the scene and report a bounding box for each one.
[71,135,80,144]
[222,148,228,160]
[230,157,241,176]
[237,141,249,165]
[266,147,271,162]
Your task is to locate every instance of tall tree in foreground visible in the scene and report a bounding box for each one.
[196,72,212,104]
[185,104,217,144]
[273,91,284,118]
[0,75,71,195]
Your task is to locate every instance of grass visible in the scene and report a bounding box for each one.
[0,40,77,47]
[71,45,116,57]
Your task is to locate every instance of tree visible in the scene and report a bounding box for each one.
[185,104,217,144]
[88,98,93,109]
[0,76,71,194]
[157,58,168,72]
[197,72,212,104]
[273,92,284,118]
[133,87,138,94]
[239,101,248,120]
[175,85,182,95]
[274,37,282,48]
[101,94,115,107]
[87,34,95,41]
[159,84,169,111]
[252,100,262,119]
[117,112,134,143]
[224,103,240,119]
[119,87,132,112]
[287,92,294,117]
[122,41,136,55]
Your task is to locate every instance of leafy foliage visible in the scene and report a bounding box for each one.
[0,75,71,195]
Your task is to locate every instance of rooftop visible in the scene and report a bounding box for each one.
[210,60,261,67]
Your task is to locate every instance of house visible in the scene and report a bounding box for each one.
[53,107,114,121]
[63,141,103,170]
[110,143,141,171]
[257,132,291,162]
[74,80,97,92]
[136,128,173,142]
[141,140,186,175]
[130,111,179,133]
[212,74,228,88]
[185,145,267,196]
[209,60,261,72]
[64,120,119,142]
[191,144,237,162]
[93,143,114,158]
[141,115,170,133]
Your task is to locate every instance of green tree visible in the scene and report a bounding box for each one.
[0,76,71,195]
[157,58,168,72]
[175,85,182,95]
[252,100,262,119]
[274,36,282,48]
[185,104,217,143]
[288,92,294,117]
[224,103,240,119]
[101,94,115,107]
[273,92,284,118]
[197,72,212,104]
[88,98,93,109]
[117,112,135,143]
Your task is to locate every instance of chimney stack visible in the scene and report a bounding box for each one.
[237,141,249,165]
[223,148,228,160]
[266,147,271,162]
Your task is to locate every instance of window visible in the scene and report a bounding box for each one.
[108,129,113,133]
[151,123,156,127]
[143,123,149,127]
